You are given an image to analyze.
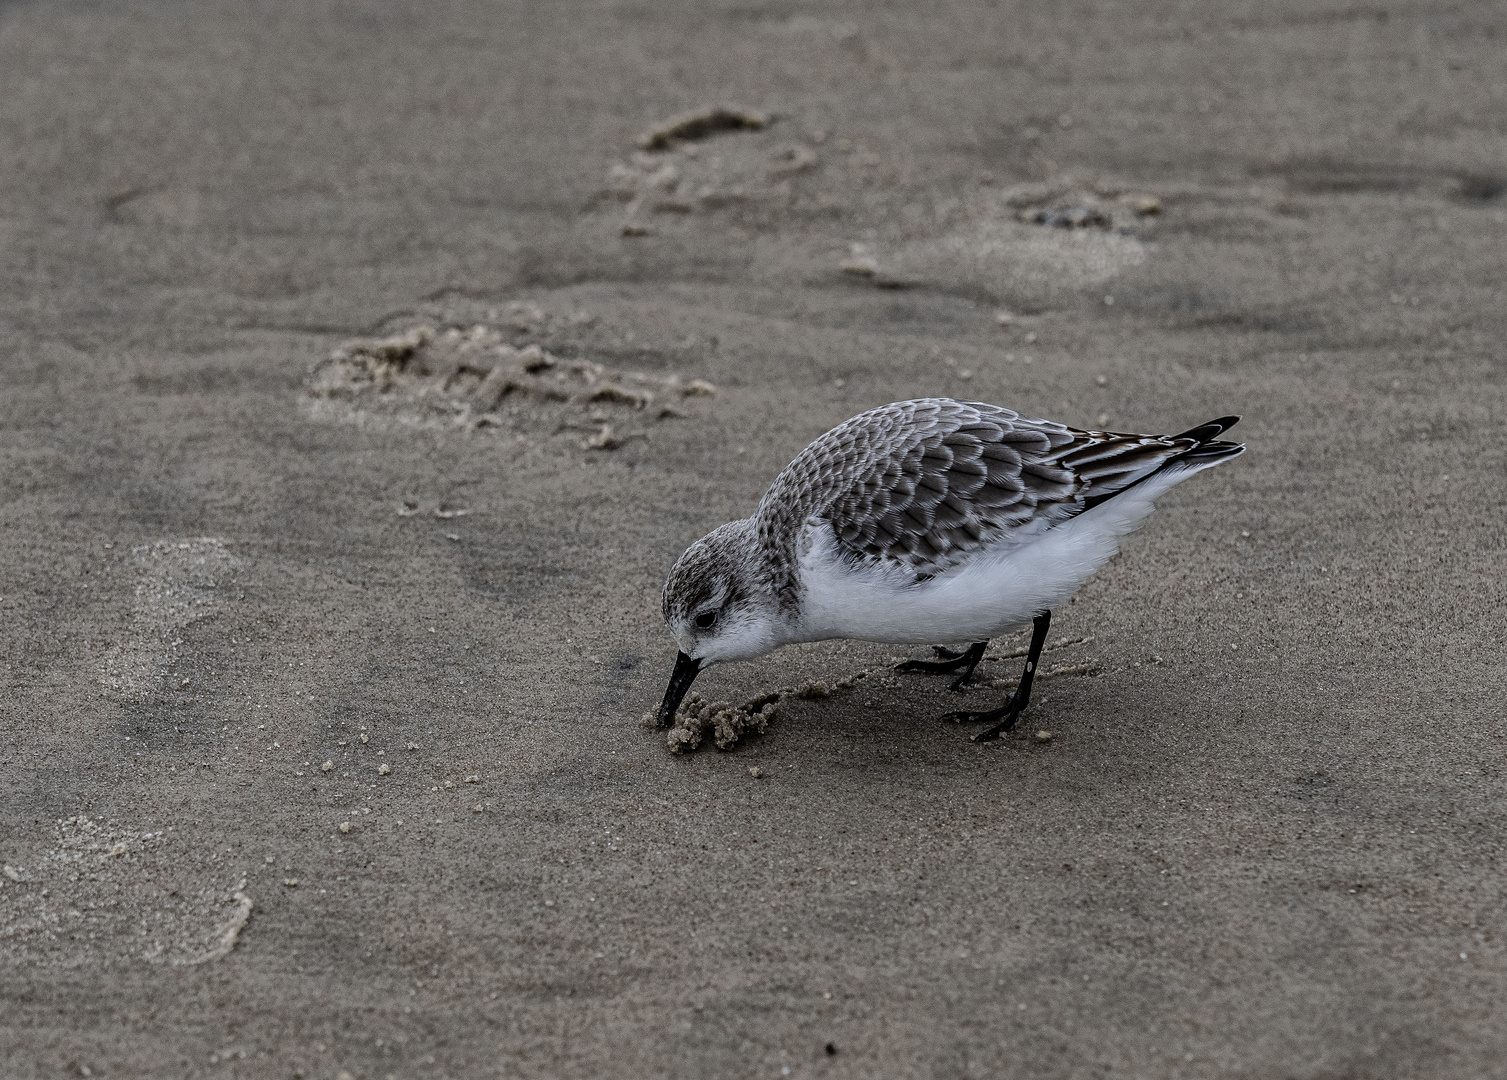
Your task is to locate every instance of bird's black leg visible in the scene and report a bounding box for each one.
[895,640,988,690]
[938,611,1052,740]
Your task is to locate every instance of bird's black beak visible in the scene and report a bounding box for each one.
[653,650,703,728]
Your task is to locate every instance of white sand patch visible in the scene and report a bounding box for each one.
[99,539,239,704]
[889,214,1148,294]
[0,816,253,969]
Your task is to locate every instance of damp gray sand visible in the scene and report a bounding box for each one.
[4,3,1507,1078]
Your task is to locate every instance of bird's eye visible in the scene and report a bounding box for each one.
[694,610,717,630]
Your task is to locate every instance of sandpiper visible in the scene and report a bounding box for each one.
[653,399,1243,741]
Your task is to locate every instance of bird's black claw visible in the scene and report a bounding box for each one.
[897,642,987,683]
[938,709,982,725]
[938,706,1024,740]
[971,710,1024,742]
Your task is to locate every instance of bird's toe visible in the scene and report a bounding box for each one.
[938,709,983,724]
[896,659,951,675]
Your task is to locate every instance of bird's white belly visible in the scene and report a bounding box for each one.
[793,467,1188,645]
[795,529,1065,644]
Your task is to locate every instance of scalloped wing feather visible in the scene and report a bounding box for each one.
[755,399,1208,589]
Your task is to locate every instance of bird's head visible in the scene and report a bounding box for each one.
[652,518,782,727]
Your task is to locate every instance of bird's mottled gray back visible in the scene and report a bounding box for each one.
[754,399,1203,603]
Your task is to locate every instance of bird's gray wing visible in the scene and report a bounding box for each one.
[757,399,1202,586]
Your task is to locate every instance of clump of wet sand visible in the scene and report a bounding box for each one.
[644,672,869,753]
[655,691,779,753]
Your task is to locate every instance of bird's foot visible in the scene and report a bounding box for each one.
[938,699,1025,742]
[895,657,963,676]
[894,642,986,690]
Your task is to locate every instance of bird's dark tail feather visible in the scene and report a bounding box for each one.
[1172,415,1241,444]
[1169,414,1244,468]
[1079,416,1243,511]
[1173,439,1244,465]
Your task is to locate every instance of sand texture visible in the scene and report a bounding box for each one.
[3,1,1507,1077]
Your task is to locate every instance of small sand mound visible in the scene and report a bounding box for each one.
[654,691,778,753]
[644,672,869,753]
[601,113,815,234]
[637,107,770,152]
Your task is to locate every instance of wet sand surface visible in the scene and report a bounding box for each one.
[3,2,1506,1077]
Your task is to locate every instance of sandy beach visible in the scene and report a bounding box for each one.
[2,2,1506,1076]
